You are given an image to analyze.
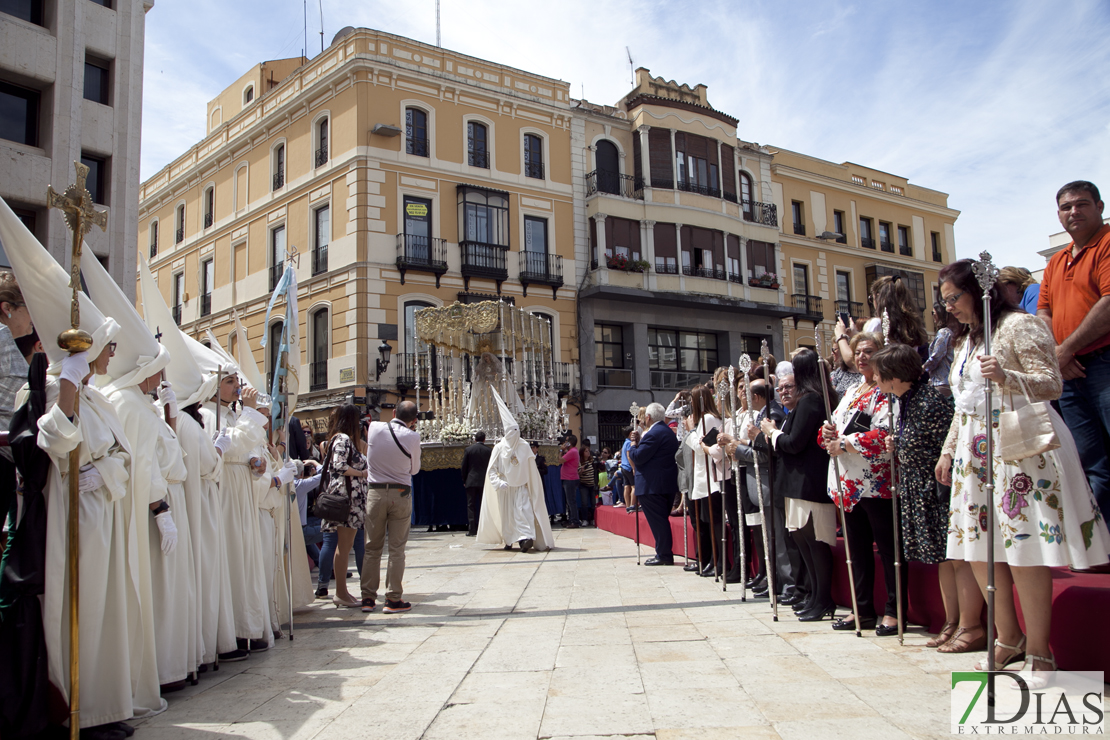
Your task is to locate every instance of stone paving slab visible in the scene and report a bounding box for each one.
[134,526,1055,739]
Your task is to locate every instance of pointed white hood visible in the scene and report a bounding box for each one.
[489,387,531,487]
[230,309,266,395]
[0,195,119,371]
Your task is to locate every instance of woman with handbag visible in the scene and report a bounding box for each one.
[316,404,369,608]
[936,259,1110,675]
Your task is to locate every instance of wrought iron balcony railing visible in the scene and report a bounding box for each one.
[650,177,674,189]
[728,273,744,284]
[677,180,721,198]
[200,293,211,317]
[272,171,284,190]
[407,137,428,157]
[172,304,181,326]
[880,240,894,253]
[149,241,157,258]
[792,293,824,320]
[460,240,509,283]
[741,201,778,227]
[682,266,727,280]
[793,223,806,236]
[395,233,448,286]
[313,245,328,275]
[203,212,213,228]
[584,170,643,200]
[314,146,328,167]
[834,300,865,319]
[899,244,913,256]
[175,227,184,244]
[836,233,848,244]
[525,160,545,179]
[654,261,678,275]
[861,237,876,249]
[468,150,489,168]
[310,360,327,391]
[270,263,284,291]
[518,252,563,297]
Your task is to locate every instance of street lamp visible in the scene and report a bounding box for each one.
[375,340,392,380]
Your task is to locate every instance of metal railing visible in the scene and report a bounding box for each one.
[654,261,678,275]
[651,370,711,391]
[900,244,912,256]
[741,201,778,227]
[313,245,328,275]
[650,177,674,189]
[149,242,157,258]
[682,266,727,280]
[395,353,440,389]
[677,180,721,198]
[203,212,213,228]
[584,170,643,199]
[460,240,508,280]
[525,160,545,179]
[395,234,448,272]
[793,223,806,236]
[836,234,848,244]
[723,191,738,204]
[728,273,744,284]
[175,227,184,244]
[861,237,876,249]
[468,150,489,168]
[407,137,428,157]
[518,252,564,285]
[172,304,181,325]
[792,293,823,318]
[272,171,284,190]
[596,367,633,388]
[834,300,864,318]
[880,240,894,253]
[315,146,328,167]
[200,293,211,317]
[310,360,327,391]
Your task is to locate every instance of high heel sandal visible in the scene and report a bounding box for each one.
[1013,653,1057,690]
[974,635,1026,670]
[937,625,987,654]
[927,621,958,648]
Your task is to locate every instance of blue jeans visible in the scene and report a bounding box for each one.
[1059,352,1110,522]
[303,515,323,567]
[317,526,365,589]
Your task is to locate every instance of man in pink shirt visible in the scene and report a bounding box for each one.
[560,435,581,528]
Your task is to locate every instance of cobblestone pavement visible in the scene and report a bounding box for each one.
[135,526,988,739]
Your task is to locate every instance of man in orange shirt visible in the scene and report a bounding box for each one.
[1038,180,1110,521]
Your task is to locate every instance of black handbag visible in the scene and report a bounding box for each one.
[313,438,352,523]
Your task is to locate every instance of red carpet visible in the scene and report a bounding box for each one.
[596,504,1110,674]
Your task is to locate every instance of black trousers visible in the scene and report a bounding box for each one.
[775,493,805,598]
[640,493,674,561]
[722,478,742,578]
[791,517,833,607]
[465,486,483,536]
[845,497,906,620]
[693,492,723,570]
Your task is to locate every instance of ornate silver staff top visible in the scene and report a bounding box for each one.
[738,353,752,375]
[882,308,891,343]
[973,250,1000,293]
[814,326,823,354]
[760,339,771,364]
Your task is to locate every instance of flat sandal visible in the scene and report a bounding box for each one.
[926,621,958,648]
[938,625,987,654]
[974,634,1026,670]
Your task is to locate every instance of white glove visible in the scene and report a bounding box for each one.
[213,429,231,456]
[158,381,178,419]
[60,351,90,388]
[276,460,297,486]
[154,510,178,554]
[77,463,103,493]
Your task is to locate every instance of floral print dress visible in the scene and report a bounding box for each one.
[320,432,368,533]
[821,380,890,510]
[893,380,953,563]
[944,312,1110,567]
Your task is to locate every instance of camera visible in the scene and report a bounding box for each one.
[417,410,435,421]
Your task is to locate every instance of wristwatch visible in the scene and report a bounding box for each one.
[837,335,849,344]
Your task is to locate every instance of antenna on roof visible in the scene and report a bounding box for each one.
[436,0,442,47]
[319,0,324,53]
[626,47,634,85]
[303,0,307,62]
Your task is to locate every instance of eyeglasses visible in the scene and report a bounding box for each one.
[941,290,965,307]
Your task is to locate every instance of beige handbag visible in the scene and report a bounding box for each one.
[997,374,1060,461]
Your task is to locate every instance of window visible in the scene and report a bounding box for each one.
[203,186,214,228]
[647,127,673,188]
[523,216,548,274]
[897,225,911,256]
[315,117,328,167]
[467,121,488,168]
[80,153,107,205]
[595,324,624,368]
[83,56,110,105]
[174,203,185,243]
[605,216,641,263]
[746,240,775,277]
[267,321,284,392]
[404,300,433,355]
[674,132,719,197]
[524,134,544,179]
[532,311,554,360]
[836,271,851,304]
[859,217,874,249]
[931,232,943,263]
[791,201,805,236]
[406,107,428,157]
[243,85,254,104]
[648,329,717,373]
[0,81,39,146]
[458,187,508,246]
[594,139,620,194]
[833,210,847,243]
[270,225,286,290]
[311,308,328,390]
[866,265,926,313]
[272,144,285,190]
[172,273,184,325]
[793,264,810,296]
[148,220,158,258]
[200,258,213,317]
[879,221,893,252]
[313,205,329,275]
[739,171,754,219]
[2,0,43,24]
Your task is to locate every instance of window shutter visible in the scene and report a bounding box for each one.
[721,145,736,198]
[648,128,673,185]
[653,222,676,260]
[632,134,642,183]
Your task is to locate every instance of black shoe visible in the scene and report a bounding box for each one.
[699,563,718,578]
[466,532,477,537]
[832,615,876,631]
[875,623,900,637]
[745,574,767,590]
[383,599,411,613]
[81,724,127,740]
[361,598,375,613]
[519,538,534,553]
[791,598,813,613]
[725,570,746,584]
[683,562,700,572]
[315,587,329,599]
[249,639,269,652]
[160,680,187,694]
[504,545,514,551]
[797,602,837,621]
[217,649,248,662]
[644,557,674,566]
[109,722,135,737]
[779,592,805,606]
[751,584,769,596]
[236,637,250,652]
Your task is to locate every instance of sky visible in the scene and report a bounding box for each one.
[140,0,1110,270]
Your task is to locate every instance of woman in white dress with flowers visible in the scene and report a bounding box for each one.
[935,259,1110,676]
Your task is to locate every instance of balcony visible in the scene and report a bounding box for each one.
[728,273,744,284]
[203,211,213,228]
[597,367,632,388]
[518,252,563,298]
[677,180,721,198]
[313,245,328,276]
[650,177,674,190]
[584,170,643,200]
[310,360,327,391]
[149,242,157,258]
[270,263,284,291]
[880,240,894,253]
[654,261,678,275]
[315,146,328,168]
[468,150,489,168]
[836,233,848,244]
[834,300,865,319]
[394,353,442,390]
[861,237,876,249]
[200,293,211,317]
[407,137,428,157]
[172,304,181,326]
[272,171,284,190]
[552,361,576,393]
[899,244,912,257]
[651,370,711,391]
[741,201,778,227]
[792,293,824,323]
[460,240,508,290]
[175,227,184,244]
[524,160,544,179]
[396,233,448,287]
[682,266,727,280]
[793,223,806,236]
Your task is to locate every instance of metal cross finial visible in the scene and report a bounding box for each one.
[629,401,640,418]
[814,326,823,354]
[973,251,1000,293]
[738,353,752,375]
[882,308,891,343]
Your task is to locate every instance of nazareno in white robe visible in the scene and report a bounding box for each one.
[200,401,268,641]
[177,410,237,662]
[37,378,140,727]
[107,385,198,687]
[476,424,553,550]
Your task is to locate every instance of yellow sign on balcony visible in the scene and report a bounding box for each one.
[405,203,428,217]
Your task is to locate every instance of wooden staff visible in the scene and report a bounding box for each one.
[630,402,640,565]
[815,327,862,637]
[741,353,776,620]
[702,415,719,582]
[47,161,106,739]
[760,340,777,614]
[881,309,905,645]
